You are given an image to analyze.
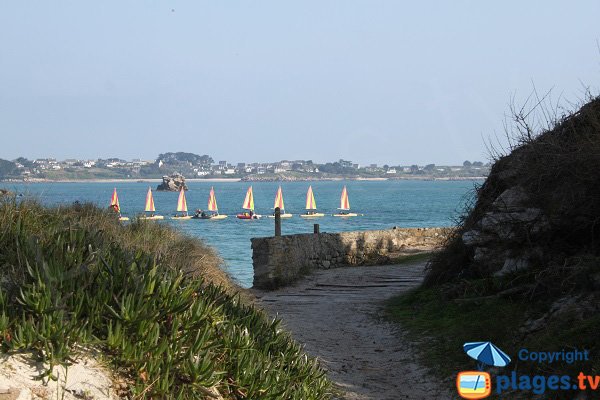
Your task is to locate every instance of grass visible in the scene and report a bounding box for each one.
[385,286,529,378]
[386,251,434,266]
[396,96,600,398]
[386,282,600,398]
[0,198,331,399]
[41,167,128,180]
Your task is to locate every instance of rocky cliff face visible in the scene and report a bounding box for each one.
[460,185,550,277]
[426,97,600,289]
[156,173,188,191]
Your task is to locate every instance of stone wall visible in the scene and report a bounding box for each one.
[252,227,450,289]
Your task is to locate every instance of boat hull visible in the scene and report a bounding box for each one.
[300,213,325,218]
[236,214,261,220]
[194,214,228,220]
[267,213,293,219]
[171,216,193,220]
[333,213,358,217]
[139,215,165,220]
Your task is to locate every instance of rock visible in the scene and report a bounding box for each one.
[479,208,545,240]
[530,216,551,235]
[0,188,14,196]
[462,230,494,246]
[473,247,490,262]
[591,272,600,289]
[156,173,188,192]
[480,208,543,229]
[15,388,31,400]
[494,257,530,277]
[492,186,529,211]
[520,315,547,334]
[520,294,599,335]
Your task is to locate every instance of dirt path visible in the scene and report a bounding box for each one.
[254,262,451,400]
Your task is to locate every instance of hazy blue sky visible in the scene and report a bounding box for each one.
[1,1,599,165]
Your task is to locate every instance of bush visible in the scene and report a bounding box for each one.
[0,199,331,399]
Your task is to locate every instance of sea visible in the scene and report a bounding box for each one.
[5,180,479,288]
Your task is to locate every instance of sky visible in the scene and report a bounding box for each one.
[1,1,599,165]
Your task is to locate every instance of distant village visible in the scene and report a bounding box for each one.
[0,152,490,180]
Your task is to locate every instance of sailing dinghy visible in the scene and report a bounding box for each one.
[139,187,164,220]
[300,185,324,218]
[194,187,227,219]
[237,186,261,219]
[172,187,192,220]
[109,188,129,221]
[268,186,293,218]
[333,186,358,217]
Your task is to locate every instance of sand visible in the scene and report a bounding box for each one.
[0,353,118,400]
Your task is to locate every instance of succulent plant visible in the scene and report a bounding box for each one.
[0,199,331,399]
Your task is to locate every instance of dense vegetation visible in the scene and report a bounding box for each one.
[387,96,600,397]
[158,152,214,166]
[0,158,18,178]
[0,198,330,399]
[426,96,600,286]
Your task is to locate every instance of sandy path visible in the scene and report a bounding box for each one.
[254,262,451,400]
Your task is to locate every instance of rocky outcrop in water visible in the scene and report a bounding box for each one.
[156,173,188,191]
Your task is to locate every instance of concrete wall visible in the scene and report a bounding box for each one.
[252,227,450,289]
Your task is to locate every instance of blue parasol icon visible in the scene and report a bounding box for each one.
[463,342,511,369]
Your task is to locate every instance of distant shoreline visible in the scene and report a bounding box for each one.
[2,178,243,184]
[1,176,486,184]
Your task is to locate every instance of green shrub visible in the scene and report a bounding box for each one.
[0,199,331,399]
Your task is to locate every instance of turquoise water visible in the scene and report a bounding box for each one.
[6,180,478,287]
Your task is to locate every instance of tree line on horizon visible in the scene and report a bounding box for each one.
[0,152,489,180]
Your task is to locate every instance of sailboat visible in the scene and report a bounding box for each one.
[172,187,192,220]
[109,188,129,221]
[268,185,293,218]
[139,187,164,220]
[333,186,358,217]
[237,186,261,219]
[300,185,324,218]
[194,187,227,220]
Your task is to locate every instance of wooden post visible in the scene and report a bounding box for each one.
[274,207,281,236]
[314,223,320,234]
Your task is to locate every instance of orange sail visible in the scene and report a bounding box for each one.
[176,188,188,212]
[273,186,285,211]
[305,186,317,210]
[339,186,350,210]
[207,187,218,212]
[242,186,255,210]
[145,187,156,212]
[110,188,121,213]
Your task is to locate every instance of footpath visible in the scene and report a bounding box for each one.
[254,262,451,400]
